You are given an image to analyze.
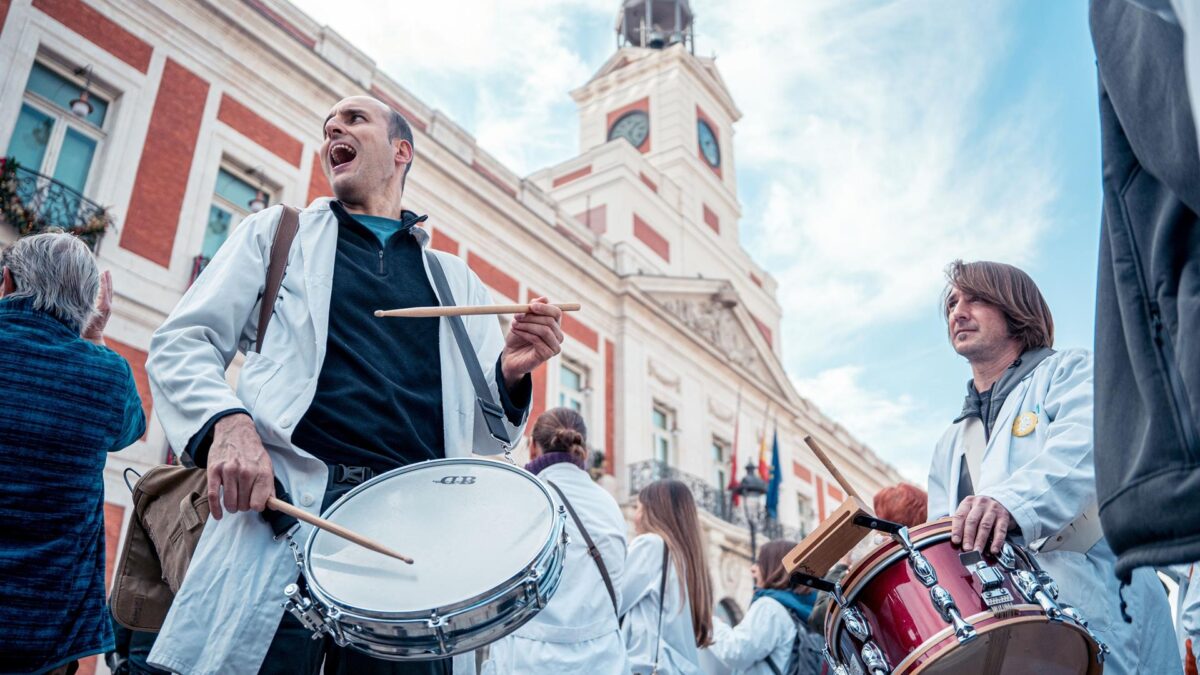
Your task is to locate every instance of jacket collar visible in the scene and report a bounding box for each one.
[954,346,1055,424]
[328,200,430,247]
[0,296,78,338]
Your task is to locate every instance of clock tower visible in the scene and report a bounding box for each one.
[530,0,777,355]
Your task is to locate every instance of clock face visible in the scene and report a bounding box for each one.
[608,110,649,148]
[697,119,721,168]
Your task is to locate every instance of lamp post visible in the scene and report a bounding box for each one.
[733,459,767,560]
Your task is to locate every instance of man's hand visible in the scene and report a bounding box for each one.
[82,270,112,346]
[500,297,563,388]
[207,414,275,520]
[952,495,1014,554]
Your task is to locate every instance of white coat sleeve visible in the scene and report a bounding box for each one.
[979,351,1097,542]
[147,206,278,453]
[619,534,665,617]
[707,599,791,670]
[464,267,528,453]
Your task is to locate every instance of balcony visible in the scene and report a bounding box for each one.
[628,459,806,543]
[0,158,114,250]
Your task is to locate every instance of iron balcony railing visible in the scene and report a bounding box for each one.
[0,159,113,251]
[628,459,806,543]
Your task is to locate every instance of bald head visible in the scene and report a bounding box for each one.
[319,96,415,214]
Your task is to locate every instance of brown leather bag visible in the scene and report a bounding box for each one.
[109,205,300,631]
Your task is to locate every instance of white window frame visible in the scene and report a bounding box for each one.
[651,402,675,466]
[558,359,589,417]
[796,492,815,538]
[711,436,729,491]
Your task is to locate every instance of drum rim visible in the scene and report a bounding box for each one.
[302,457,564,621]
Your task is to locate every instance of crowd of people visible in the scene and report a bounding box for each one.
[2,1,1200,671]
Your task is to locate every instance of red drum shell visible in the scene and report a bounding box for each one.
[825,518,1102,675]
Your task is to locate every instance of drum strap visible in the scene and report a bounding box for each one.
[652,543,669,675]
[545,480,619,616]
[425,251,512,449]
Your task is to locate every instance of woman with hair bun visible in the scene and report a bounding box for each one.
[482,407,629,674]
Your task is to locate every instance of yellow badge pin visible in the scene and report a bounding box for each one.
[1012,412,1038,437]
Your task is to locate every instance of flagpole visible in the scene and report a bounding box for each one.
[729,388,742,509]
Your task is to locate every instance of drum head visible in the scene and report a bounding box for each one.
[918,619,1099,675]
[305,459,555,615]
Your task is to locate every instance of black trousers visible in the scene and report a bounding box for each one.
[258,471,452,675]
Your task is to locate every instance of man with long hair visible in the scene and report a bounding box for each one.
[927,260,1178,674]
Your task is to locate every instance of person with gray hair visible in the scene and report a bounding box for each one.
[0,232,146,675]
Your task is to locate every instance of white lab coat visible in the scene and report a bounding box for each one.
[927,349,1181,675]
[620,533,702,675]
[482,461,628,674]
[145,199,527,675]
[704,596,793,675]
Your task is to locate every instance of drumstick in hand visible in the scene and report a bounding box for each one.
[267,497,413,564]
[374,303,581,318]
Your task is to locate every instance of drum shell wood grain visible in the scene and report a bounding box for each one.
[825,519,1102,675]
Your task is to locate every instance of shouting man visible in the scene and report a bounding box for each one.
[926,260,1179,675]
[146,96,563,674]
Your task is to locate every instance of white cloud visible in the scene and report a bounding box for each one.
[696,0,1059,367]
[288,0,613,172]
[795,365,943,482]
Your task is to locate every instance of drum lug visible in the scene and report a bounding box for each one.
[427,612,450,655]
[821,646,850,675]
[1014,570,1062,621]
[860,641,890,674]
[842,606,871,641]
[524,569,546,609]
[287,538,305,568]
[998,543,1017,570]
[930,585,977,644]
[282,583,329,641]
[1035,570,1060,600]
[1060,604,1109,662]
[892,527,937,587]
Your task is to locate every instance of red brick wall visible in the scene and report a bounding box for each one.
[306,152,331,204]
[121,59,209,267]
[633,213,670,262]
[217,94,302,167]
[695,104,723,179]
[606,97,650,153]
[605,339,615,475]
[468,252,519,300]
[793,461,812,483]
[552,164,591,188]
[753,315,773,348]
[574,204,606,235]
[702,203,720,233]
[828,485,844,503]
[0,0,12,33]
[33,0,152,73]
[639,172,658,193]
[107,338,151,441]
[431,229,460,255]
[563,314,598,352]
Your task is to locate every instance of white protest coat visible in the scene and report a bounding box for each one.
[145,199,526,675]
[620,533,702,675]
[927,349,1180,675]
[705,596,794,675]
[482,461,628,674]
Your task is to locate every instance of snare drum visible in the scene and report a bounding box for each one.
[824,519,1107,675]
[281,458,567,660]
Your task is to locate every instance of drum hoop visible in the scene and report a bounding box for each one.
[301,457,563,620]
[894,609,1100,675]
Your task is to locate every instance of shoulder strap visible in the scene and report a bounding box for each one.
[256,206,300,354]
[546,479,619,616]
[424,250,512,448]
[653,542,670,673]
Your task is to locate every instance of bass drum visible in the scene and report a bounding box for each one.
[824,518,1105,675]
[282,457,567,660]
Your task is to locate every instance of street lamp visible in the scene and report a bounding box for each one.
[733,459,767,560]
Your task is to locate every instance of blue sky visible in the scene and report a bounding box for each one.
[291,0,1102,481]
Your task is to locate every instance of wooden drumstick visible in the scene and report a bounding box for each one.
[374,303,581,318]
[267,496,413,564]
[803,435,866,506]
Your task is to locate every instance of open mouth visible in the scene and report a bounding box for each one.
[329,142,357,171]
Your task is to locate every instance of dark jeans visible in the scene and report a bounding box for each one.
[259,472,451,675]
